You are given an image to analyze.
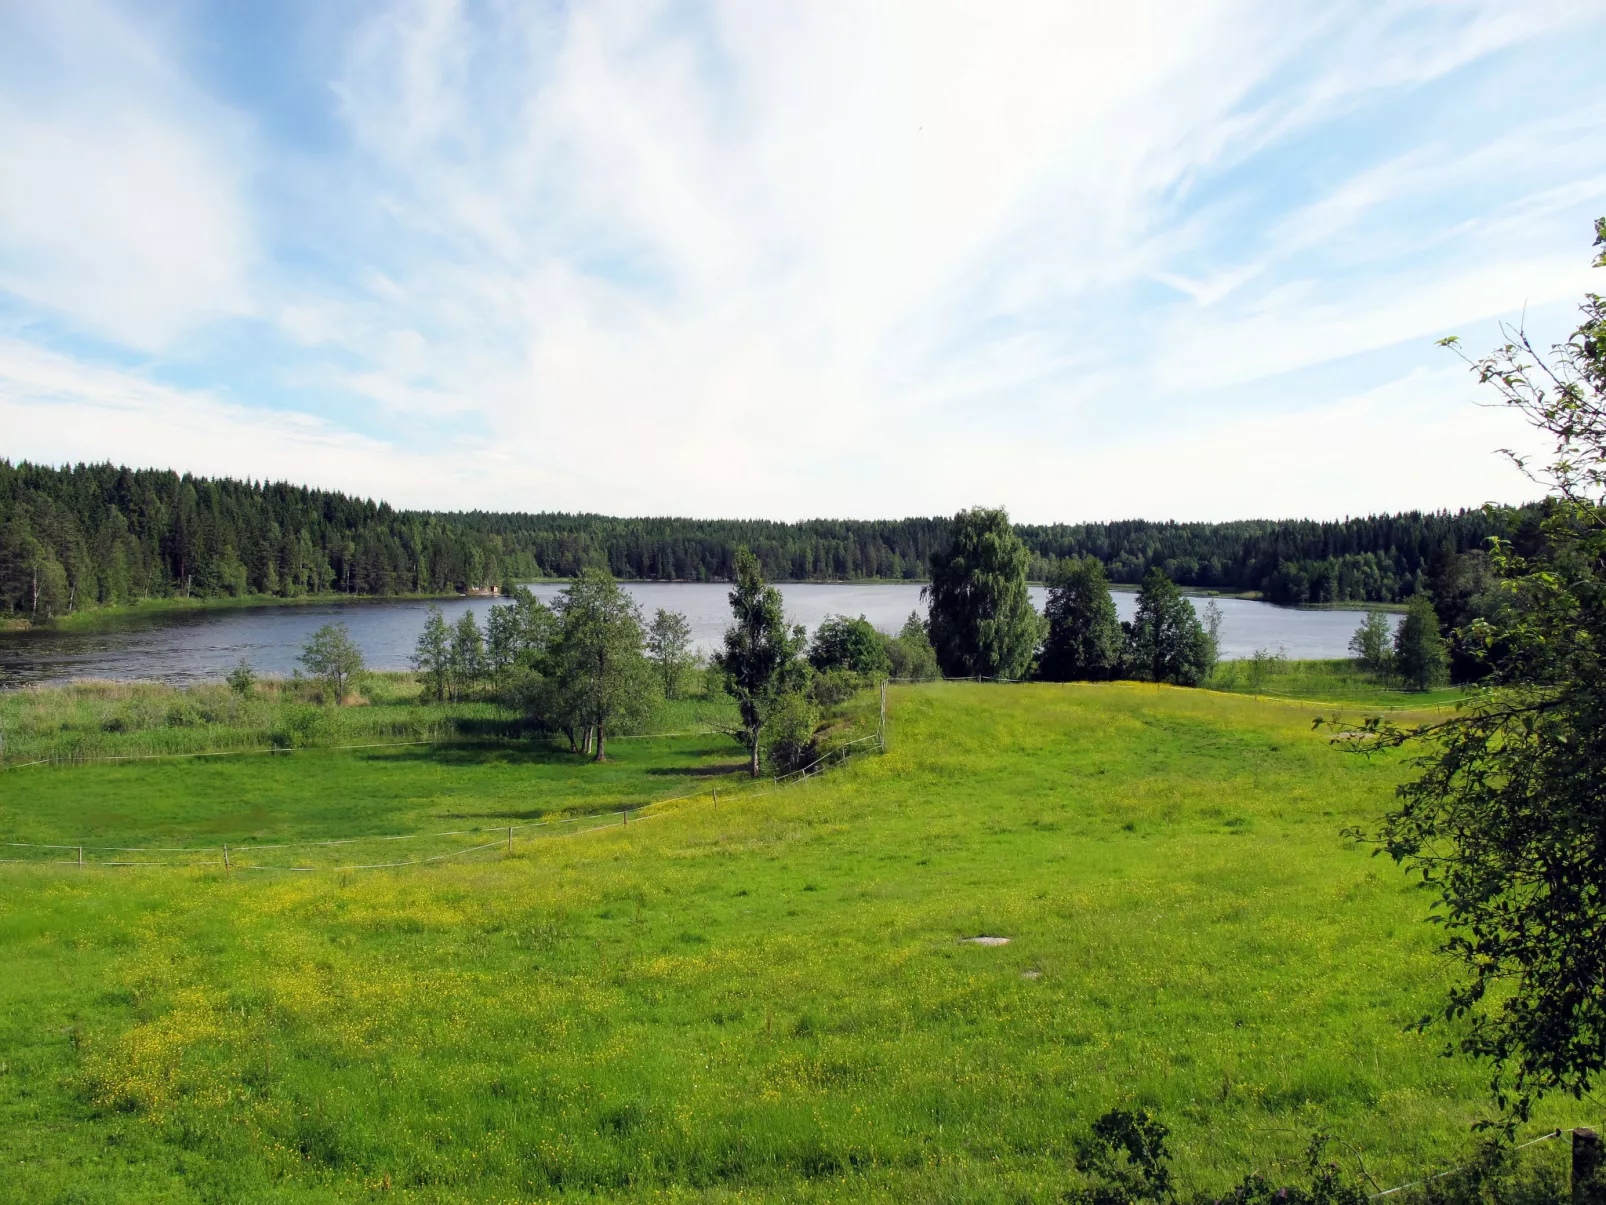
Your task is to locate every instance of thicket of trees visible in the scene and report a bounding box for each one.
[448,507,1519,603]
[0,457,1526,620]
[0,462,532,619]
[921,507,1218,687]
[394,561,940,775]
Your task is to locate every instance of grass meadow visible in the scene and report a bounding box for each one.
[0,672,737,767]
[1207,657,1467,709]
[0,682,1578,1203]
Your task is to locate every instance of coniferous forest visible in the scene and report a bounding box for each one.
[0,458,1527,620]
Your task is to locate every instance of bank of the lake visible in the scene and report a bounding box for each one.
[0,582,1403,688]
[32,590,477,633]
[12,575,1408,640]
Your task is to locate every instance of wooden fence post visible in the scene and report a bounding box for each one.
[77,845,83,869]
[1576,1128,1605,1205]
[506,826,512,854]
[223,844,230,871]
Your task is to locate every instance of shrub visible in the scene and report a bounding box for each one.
[761,690,820,775]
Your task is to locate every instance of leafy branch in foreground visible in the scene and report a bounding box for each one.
[1067,1109,1367,1205]
[1338,218,1606,1130]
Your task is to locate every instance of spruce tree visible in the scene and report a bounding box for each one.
[1392,593,1449,691]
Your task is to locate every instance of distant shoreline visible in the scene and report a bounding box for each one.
[9,591,466,634]
[2,577,1412,636]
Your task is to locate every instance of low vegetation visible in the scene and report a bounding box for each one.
[1206,657,1464,708]
[0,683,1578,1203]
[0,672,736,767]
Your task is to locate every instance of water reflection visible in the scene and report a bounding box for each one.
[0,583,1395,688]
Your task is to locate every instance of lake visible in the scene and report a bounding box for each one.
[0,583,1395,688]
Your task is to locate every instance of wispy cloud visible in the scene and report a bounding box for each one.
[0,0,1601,519]
[0,0,255,350]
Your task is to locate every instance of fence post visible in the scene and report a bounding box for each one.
[506,826,512,854]
[1576,1128,1605,1205]
[223,844,230,872]
[879,680,887,750]
[712,788,718,808]
[77,845,83,869]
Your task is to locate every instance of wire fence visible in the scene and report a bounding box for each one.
[1367,1123,1599,1199]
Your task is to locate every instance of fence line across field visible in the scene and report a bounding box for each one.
[1367,1122,1602,1200]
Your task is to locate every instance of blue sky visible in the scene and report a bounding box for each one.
[1,0,1603,521]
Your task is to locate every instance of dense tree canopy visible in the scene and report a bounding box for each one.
[0,460,1529,621]
[548,570,657,762]
[0,462,525,619]
[1039,555,1123,681]
[809,614,891,677]
[449,507,1519,602]
[1125,568,1216,687]
[925,507,1042,679]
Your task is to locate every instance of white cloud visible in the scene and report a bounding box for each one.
[0,0,254,350]
[0,340,438,500]
[0,0,1602,520]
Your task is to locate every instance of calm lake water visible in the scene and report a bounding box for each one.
[0,583,1396,688]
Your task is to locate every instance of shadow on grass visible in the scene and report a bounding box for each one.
[645,762,751,778]
[444,717,535,740]
[353,740,581,768]
[439,804,622,821]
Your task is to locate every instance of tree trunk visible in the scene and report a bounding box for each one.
[593,720,606,762]
[749,727,761,778]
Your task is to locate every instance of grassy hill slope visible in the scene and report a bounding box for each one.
[0,684,1569,1203]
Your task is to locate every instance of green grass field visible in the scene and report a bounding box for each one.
[0,735,752,853]
[0,683,1576,1203]
[0,673,737,766]
[1208,658,1466,708]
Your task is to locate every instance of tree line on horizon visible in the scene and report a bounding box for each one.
[0,458,1526,622]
